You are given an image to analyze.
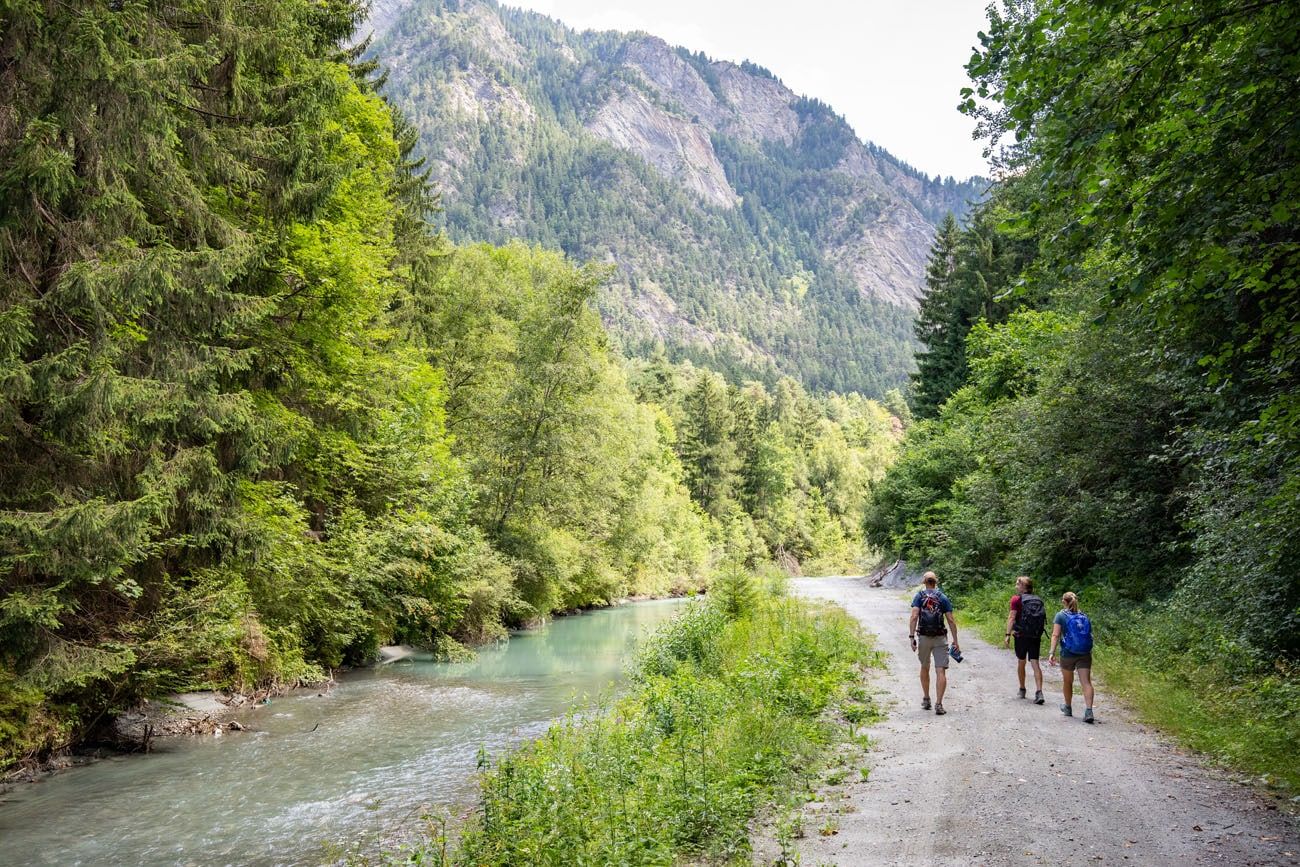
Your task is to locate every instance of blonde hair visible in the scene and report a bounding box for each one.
[923,571,938,587]
[1017,575,1033,593]
[1061,591,1079,613]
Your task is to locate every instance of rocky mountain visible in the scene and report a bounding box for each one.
[366,0,984,394]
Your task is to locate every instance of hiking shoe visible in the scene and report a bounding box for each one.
[1018,687,1027,700]
[1060,704,1073,717]
[935,704,946,715]
[921,697,932,710]
[1084,708,1095,724]
[1034,690,1045,705]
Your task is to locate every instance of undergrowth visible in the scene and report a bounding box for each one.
[957,581,1300,793]
[380,578,878,864]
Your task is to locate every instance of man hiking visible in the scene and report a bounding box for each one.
[909,571,959,715]
[1003,575,1046,704]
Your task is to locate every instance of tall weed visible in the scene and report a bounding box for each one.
[390,590,873,864]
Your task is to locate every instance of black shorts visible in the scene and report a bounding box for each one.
[1013,633,1042,660]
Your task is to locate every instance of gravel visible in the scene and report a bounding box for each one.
[773,576,1300,867]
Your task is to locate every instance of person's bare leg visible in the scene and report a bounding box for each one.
[1079,668,1095,708]
[1031,659,1044,691]
[1062,669,1074,708]
[1017,658,1027,690]
[936,667,948,706]
[919,665,930,700]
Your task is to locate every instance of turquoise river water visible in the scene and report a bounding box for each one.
[0,598,688,866]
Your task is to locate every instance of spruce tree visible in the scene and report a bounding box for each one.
[910,212,964,416]
[0,0,398,757]
[678,372,741,518]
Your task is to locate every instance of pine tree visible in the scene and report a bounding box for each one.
[0,0,450,760]
[910,213,965,416]
[677,372,741,518]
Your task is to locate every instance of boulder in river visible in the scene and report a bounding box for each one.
[110,691,239,748]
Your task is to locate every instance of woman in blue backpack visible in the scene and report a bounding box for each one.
[1047,591,1096,723]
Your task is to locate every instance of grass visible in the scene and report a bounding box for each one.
[955,580,1300,794]
[379,580,881,865]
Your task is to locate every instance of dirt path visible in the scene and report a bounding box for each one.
[782,576,1299,866]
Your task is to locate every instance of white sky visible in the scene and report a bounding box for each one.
[506,0,993,180]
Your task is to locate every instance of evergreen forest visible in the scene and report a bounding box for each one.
[0,0,900,767]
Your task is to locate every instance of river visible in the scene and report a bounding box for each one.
[0,597,688,866]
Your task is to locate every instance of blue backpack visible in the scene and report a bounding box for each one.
[1062,611,1094,655]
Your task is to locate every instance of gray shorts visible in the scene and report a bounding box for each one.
[916,633,949,669]
[1060,653,1092,672]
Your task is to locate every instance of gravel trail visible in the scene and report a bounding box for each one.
[782,576,1299,866]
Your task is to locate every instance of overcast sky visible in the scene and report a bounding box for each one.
[506,0,993,180]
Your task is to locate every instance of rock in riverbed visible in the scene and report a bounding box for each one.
[377,645,418,664]
[111,691,242,746]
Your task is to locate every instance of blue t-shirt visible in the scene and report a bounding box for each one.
[911,590,952,613]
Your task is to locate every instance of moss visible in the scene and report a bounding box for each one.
[0,671,71,768]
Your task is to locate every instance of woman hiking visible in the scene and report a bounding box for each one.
[1047,591,1096,723]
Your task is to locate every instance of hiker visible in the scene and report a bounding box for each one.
[909,571,959,715]
[1003,575,1046,704]
[1047,591,1096,723]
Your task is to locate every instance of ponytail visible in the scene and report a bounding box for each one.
[1062,592,1080,613]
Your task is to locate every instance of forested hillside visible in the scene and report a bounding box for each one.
[364,0,983,394]
[868,0,1299,781]
[0,0,902,769]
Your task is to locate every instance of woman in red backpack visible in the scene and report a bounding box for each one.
[1048,591,1096,723]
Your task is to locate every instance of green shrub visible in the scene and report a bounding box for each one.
[710,561,756,619]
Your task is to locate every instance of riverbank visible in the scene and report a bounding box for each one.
[0,597,691,867]
[1,588,703,785]
[3,691,261,784]
[388,578,881,864]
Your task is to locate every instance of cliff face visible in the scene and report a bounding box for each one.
[585,86,739,209]
[368,0,984,394]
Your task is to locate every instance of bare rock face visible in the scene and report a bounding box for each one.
[621,37,727,128]
[424,62,532,229]
[830,202,935,309]
[367,0,985,390]
[360,0,410,43]
[591,37,743,208]
[456,1,524,70]
[715,63,801,145]
[583,33,932,306]
[445,64,534,125]
[586,87,739,209]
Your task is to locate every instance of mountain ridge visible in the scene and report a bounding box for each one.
[367,0,985,394]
